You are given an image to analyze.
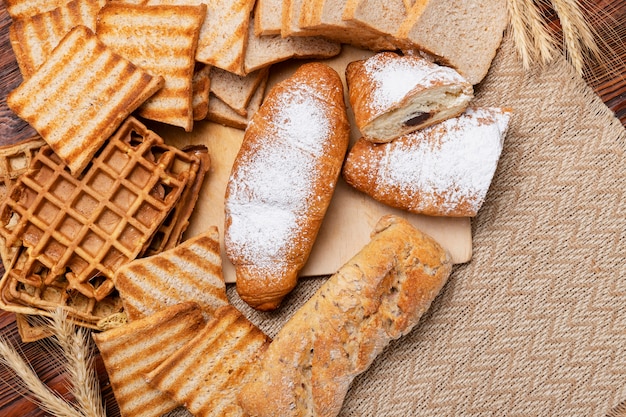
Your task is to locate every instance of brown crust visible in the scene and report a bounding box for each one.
[225,62,350,311]
[237,215,452,416]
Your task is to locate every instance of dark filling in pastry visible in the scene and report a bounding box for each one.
[404,112,432,127]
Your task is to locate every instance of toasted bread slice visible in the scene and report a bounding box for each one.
[96,3,206,131]
[92,302,206,417]
[9,0,108,79]
[145,305,271,417]
[4,0,70,19]
[207,75,267,130]
[210,67,269,117]
[114,227,229,322]
[397,0,508,84]
[145,0,255,75]
[7,26,163,175]
[192,64,212,120]
[243,20,341,74]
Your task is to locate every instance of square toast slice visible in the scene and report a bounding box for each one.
[93,302,206,417]
[145,305,271,417]
[9,0,108,78]
[96,3,207,131]
[114,227,229,321]
[7,25,164,175]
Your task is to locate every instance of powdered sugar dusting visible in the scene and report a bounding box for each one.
[371,108,510,215]
[225,82,332,276]
[363,53,467,115]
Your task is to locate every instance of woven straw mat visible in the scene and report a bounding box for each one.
[166,34,626,417]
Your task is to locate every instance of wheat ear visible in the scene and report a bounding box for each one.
[548,0,602,75]
[506,0,558,70]
[0,336,85,417]
[49,308,106,417]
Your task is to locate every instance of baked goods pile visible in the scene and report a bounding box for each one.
[0,0,512,415]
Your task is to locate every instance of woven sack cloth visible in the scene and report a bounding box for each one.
[168,33,626,417]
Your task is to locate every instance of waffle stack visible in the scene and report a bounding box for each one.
[0,137,46,268]
[0,117,209,329]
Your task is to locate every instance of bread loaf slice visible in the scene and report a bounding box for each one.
[114,227,229,321]
[206,75,267,130]
[238,215,453,417]
[143,0,254,74]
[225,63,350,311]
[282,0,320,37]
[397,0,508,84]
[243,20,341,74]
[9,0,107,79]
[145,305,271,417]
[343,107,512,217]
[298,0,397,50]
[92,302,206,417]
[192,64,212,120]
[210,67,269,117]
[253,0,283,35]
[346,51,473,142]
[96,3,206,131]
[342,0,409,43]
[7,25,163,175]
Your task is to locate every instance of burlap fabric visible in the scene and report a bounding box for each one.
[169,34,626,416]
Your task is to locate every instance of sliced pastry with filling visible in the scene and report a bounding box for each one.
[342,107,512,217]
[346,51,474,142]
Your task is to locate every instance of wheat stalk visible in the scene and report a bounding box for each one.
[507,0,603,76]
[548,0,602,75]
[49,308,107,417]
[0,336,85,417]
[506,0,557,69]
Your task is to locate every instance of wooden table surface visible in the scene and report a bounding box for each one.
[0,2,625,417]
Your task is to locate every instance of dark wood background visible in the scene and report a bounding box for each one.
[0,1,624,416]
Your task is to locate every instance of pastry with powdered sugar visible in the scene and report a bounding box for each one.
[346,51,474,143]
[224,62,350,311]
[342,107,511,217]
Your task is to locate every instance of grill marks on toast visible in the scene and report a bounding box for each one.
[7,26,163,175]
[92,302,206,417]
[5,0,70,19]
[9,0,108,78]
[115,228,228,321]
[96,3,206,131]
[145,305,270,417]
[194,0,257,75]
